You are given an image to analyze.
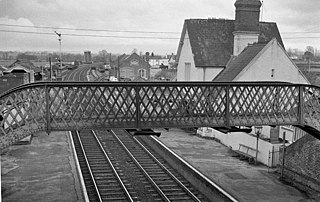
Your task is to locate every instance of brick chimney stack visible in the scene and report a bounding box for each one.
[233,0,262,56]
[234,0,262,32]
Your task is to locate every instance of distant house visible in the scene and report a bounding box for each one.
[148,55,169,69]
[4,59,40,82]
[176,0,283,81]
[168,53,177,69]
[113,53,150,81]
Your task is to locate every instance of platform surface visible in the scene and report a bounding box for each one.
[156,128,320,202]
[1,131,84,202]
[1,129,320,202]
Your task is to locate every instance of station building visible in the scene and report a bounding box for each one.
[176,0,310,167]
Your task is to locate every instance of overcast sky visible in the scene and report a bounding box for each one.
[0,0,319,55]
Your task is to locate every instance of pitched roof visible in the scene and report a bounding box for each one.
[111,53,150,69]
[176,18,284,67]
[214,43,267,82]
[7,59,41,72]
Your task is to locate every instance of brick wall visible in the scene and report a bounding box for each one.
[0,73,27,94]
[280,134,320,192]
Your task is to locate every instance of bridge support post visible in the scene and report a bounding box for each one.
[45,84,51,135]
[281,131,286,178]
[298,86,304,125]
[135,85,141,129]
[225,85,230,128]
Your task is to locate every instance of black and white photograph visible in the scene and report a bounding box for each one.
[1,0,320,201]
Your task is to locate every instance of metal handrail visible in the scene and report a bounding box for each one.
[1,82,320,149]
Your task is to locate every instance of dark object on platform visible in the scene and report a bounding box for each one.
[214,126,252,134]
[128,129,161,137]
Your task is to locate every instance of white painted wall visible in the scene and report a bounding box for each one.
[177,31,224,81]
[233,31,259,56]
[197,127,285,166]
[177,30,195,81]
[149,58,169,68]
[279,126,295,143]
[235,39,309,84]
[203,68,224,81]
[199,39,307,165]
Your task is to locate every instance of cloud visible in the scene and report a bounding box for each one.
[263,0,320,31]
[0,0,319,53]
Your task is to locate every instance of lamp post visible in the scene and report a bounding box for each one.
[254,126,263,165]
[54,31,62,80]
[281,131,286,178]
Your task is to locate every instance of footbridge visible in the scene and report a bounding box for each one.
[1,81,320,149]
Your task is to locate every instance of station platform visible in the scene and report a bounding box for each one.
[1,129,319,201]
[156,128,319,202]
[1,131,84,202]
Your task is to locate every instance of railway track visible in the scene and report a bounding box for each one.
[72,129,231,201]
[72,130,133,201]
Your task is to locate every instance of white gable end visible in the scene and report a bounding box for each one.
[235,39,309,84]
[177,30,203,81]
[177,30,224,81]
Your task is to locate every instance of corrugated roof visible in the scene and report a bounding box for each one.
[177,18,284,67]
[214,43,267,82]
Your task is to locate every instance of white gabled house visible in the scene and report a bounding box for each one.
[175,0,310,166]
[214,38,309,84]
[211,38,310,166]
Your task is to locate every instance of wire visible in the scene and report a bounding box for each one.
[0,23,181,34]
[281,31,320,34]
[0,29,180,39]
[1,23,319,35]
[0,29,319,40]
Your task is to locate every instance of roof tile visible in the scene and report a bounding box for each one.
[179,19,284,67]
[214,43,266,82]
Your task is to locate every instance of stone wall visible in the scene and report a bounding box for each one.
[280,134,320,192]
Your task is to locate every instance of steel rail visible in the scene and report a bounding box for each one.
[90,130,134,202]
[68,131,90,202]
[75,131,102,202]
[134,136,202,202]
[110,129,171,202]
[150,135,239,202]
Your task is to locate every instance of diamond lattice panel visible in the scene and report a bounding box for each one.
[48,85,138,130]
[303,86,320,131]
[138,84,227,128]
[0,86,47,148]
[1,82,319,150]
[229,85,299,126]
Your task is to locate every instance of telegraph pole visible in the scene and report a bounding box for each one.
[49,57,52,81]
[117,56,120,80]
[54,31,62,79]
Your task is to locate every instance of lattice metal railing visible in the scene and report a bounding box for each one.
[1,81,320,149]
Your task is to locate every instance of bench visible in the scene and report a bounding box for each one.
[233,144,257,164]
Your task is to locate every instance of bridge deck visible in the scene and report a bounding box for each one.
[1,81,320,149]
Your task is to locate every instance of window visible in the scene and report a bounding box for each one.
[185,63,191,81]
[138,69,146,78]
